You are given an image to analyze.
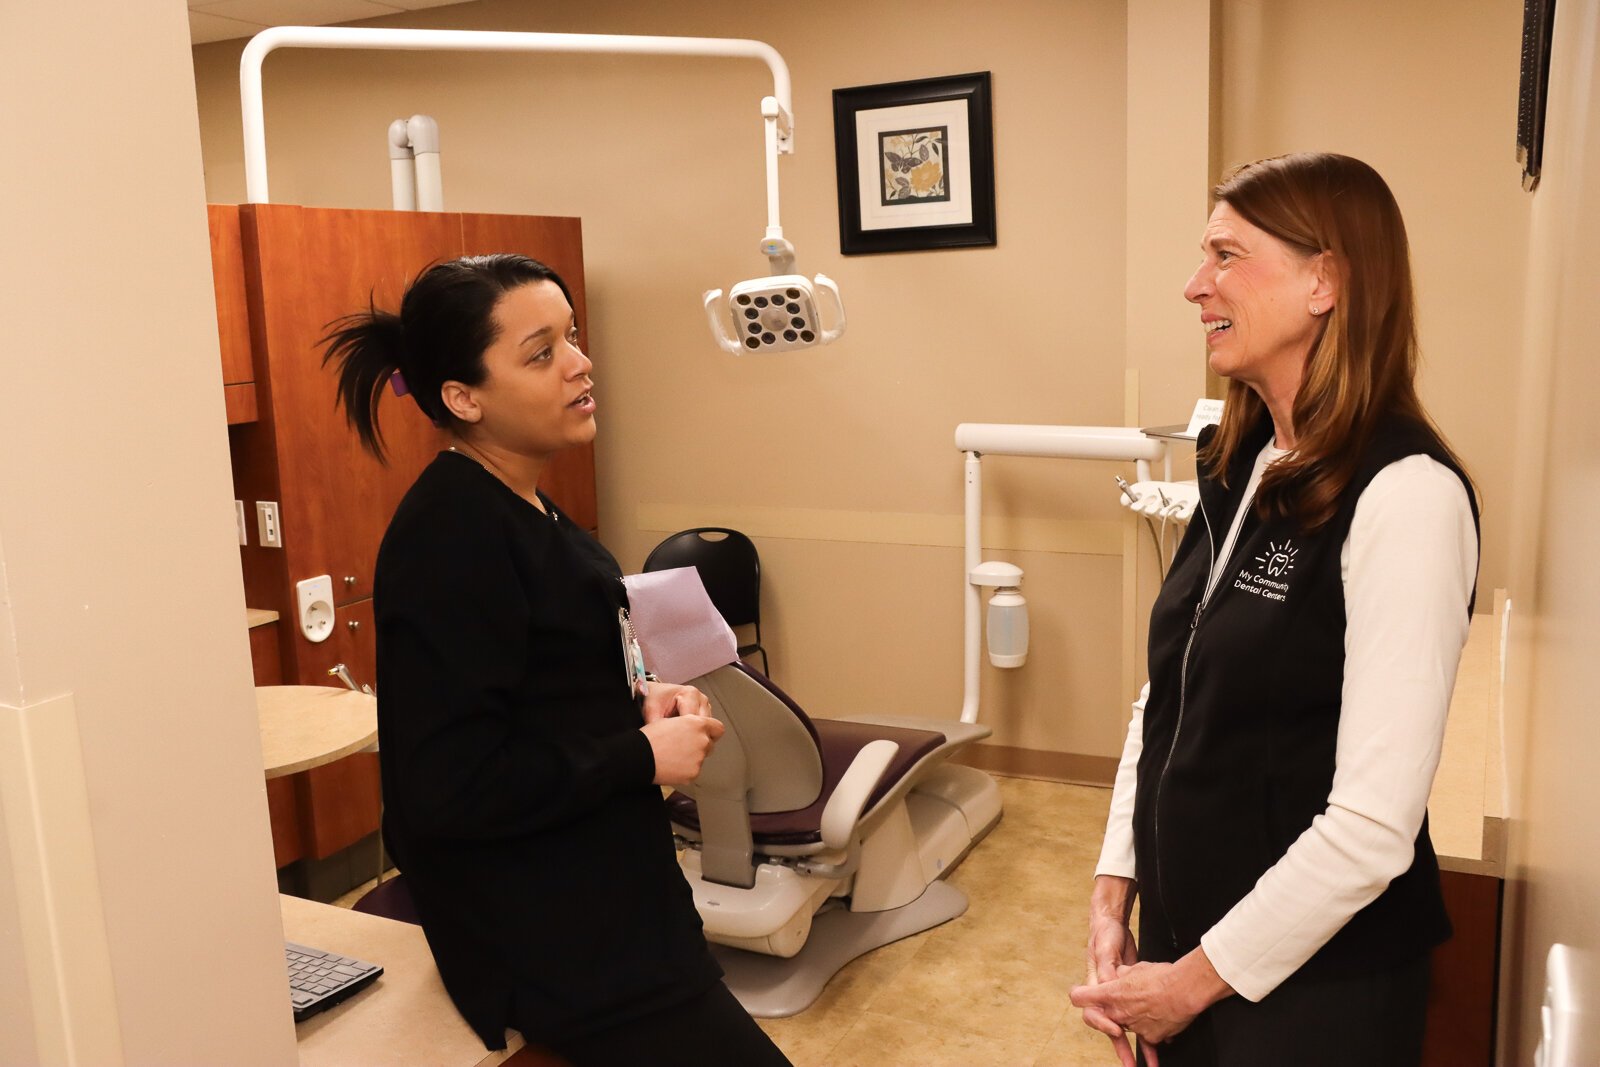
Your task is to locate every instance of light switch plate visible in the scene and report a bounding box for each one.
[256,500,282,549]
[295,575,335,644]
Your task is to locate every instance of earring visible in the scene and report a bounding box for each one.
[1310,305,1321,316]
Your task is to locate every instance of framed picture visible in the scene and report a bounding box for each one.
[1516,0,1556,191]
[832,71,996,255]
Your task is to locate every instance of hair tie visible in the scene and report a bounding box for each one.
[390,370,410,396]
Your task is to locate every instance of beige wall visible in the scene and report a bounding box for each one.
[1496,0,1600,1059]
[192,0,1141,764]
[1217,0,1530,598]
[191,0,1531,770]
[0,1,295,1062]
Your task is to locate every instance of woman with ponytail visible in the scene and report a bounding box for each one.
[1072,155,1479,1066]
[325,255,790,1067]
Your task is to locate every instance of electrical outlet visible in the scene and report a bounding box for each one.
[256,501,282,549]
[235,500,248,546]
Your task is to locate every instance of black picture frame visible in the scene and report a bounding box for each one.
[1517,0,1557,191]
[832,72,996,255]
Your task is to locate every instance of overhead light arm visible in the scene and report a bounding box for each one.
[238,26,793,206]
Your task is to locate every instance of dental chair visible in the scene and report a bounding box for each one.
[666,663,1002,1017]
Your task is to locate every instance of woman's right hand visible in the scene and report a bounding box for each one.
[1082,874,1149,1067]
[642,715,726,786]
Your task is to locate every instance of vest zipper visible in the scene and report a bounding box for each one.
[1152,489,1217,949]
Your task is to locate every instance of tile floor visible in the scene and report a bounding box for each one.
[750,776,1117,1067]
[332,775,1119,1067]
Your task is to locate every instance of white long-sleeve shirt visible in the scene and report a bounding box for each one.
[1094,448,1478,1002]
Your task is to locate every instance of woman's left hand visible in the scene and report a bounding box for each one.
[640,682,715,724]
[1069,947,1234,1046]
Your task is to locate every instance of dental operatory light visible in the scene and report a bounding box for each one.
[704,238,845,353]
[970,561,1028,669]
[238,29,844,352]
[703,98,847,354]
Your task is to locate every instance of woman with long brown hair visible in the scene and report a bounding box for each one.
[1072,154,1478,1066]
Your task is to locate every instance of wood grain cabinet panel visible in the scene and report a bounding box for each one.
[242,203,459,625]
[249,618,305,867]
[209,205,259,424]
[1421,870,1502,1067]
[296,599,381,859]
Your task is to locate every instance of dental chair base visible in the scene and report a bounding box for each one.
[708,879,970,1018]
[670,664,1004,1015]
[679,758,1002,1016]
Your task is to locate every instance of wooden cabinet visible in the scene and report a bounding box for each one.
[221,204,597,864]
[1422,870,1503,1067]
[209,205,259,424]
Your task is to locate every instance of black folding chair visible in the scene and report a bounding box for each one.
[643,527,769,677]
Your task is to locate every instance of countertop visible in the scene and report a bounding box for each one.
[258,685,378,780]
[282,894,530,1066]
[1427,592,1507,877]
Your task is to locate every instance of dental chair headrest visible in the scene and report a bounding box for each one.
[684,664,823,814]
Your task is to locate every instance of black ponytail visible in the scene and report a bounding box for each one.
[322,254,574,462]
[323,299,408,461]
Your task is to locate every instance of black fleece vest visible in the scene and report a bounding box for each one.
[1132,416,1478,980]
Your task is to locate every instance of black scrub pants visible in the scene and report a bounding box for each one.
[1137,954,1431,1067]
[547,980,792,1067]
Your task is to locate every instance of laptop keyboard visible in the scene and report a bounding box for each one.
[285,941,384,1022]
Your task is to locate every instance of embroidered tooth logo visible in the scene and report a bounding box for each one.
[1257,540,1298,577]
[1254,543,1292,575]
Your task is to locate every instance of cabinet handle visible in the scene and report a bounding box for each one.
[343,576,358,587]
[347,620,362,631]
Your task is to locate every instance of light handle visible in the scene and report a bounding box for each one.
[813,272,846,344]
[702,289,742,354]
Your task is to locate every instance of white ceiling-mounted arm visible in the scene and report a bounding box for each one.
[406,114,443,211]
[387,115,443,211]
[386,118,416,211]
[239,26,793,206]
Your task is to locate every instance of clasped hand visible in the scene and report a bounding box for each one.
[1071,940,1233,1065]
[638,682,724,786]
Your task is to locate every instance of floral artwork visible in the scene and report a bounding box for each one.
[879,127,950,205]
[833,72,994,253]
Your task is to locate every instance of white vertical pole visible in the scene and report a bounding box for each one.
[960,452,983,724]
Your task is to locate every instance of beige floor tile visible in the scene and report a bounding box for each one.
[1033,1011,1135,1067]
[864,927,1075,1047]
[756,934,926,1066]
[758,776,1114,1057]
[991,778,1113,846]
[823,1010,1045,1067]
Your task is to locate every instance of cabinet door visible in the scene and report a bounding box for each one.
[208,204,258,424]
[461,213,598,532]
[242,204,459,614]
[292,597,381,858]
[293,595,377,691]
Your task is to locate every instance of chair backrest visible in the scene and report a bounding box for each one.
[677,663,823,888]
[692,663,823,813]
[643,528,761,629]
